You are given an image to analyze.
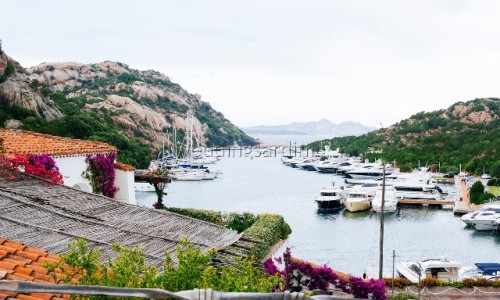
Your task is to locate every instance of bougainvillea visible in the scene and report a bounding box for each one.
[0,152,63,184]
[264,248,387,300]
[85,153,119,198]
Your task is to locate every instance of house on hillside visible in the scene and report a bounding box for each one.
[0,129,135,204]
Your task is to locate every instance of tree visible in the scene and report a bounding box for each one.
[469,181,485,204]
[490,161,500,179]
[0,39,3,54]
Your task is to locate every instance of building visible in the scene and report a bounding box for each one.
[0,129,135,204]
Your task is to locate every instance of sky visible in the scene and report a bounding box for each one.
[2,0,500,128]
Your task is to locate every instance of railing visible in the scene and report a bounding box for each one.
[0,280,364,300]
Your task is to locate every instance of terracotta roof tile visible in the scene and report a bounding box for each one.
[15,251,40,262]
[6,273,35,281]
[28,293,54,300]
[14,266,34,276]
[3,258,27,267]
[23,248,48,257]
[0,245,18,254]
[2,242,25,251]
[0,238,77,300]
[17,294,45,300]
[0,261,17,270]
[0,129,117,158]
[25,265,48,275]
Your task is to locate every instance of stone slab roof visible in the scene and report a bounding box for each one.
[0,172,243,268]
[0,129,117,157]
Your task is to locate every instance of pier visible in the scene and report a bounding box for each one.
[399,199,454,207]
[453,177,471,214]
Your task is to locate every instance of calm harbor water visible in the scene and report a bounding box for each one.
[136,155,500,277]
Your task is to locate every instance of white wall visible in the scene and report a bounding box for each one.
[54,156,92,192]
[114,169,136,205]
[54,155,135,204]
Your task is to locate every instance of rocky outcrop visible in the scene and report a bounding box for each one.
[0,49,255,148]
[0,54,63,121]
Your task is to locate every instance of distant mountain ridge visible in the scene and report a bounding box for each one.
[243,119,376,137]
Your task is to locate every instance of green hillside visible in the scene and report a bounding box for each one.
[307,98,500,175]
[0,50,256,168]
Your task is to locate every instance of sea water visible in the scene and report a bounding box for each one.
[136,155,500,277]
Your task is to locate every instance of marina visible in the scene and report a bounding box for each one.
[136,154,500,278]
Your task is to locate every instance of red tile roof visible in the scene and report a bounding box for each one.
[0,129,117,158]
[0,238,74,300]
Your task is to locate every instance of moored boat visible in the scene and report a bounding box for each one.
[396,259,463,283]
[315,186,345,210]
[343,189,374,212]
[371,186,398,213]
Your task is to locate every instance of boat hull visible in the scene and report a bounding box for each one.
[344,199,371,212]
[316,200,342,210]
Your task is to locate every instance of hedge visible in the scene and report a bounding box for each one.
[166,207,258,233]
[243,213,292,261]
[383,277,500,288]
[165,208,292,261]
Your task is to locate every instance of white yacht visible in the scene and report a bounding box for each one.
[315,186,345,210]
[343,189,374,212]
[397,259,463,283]
[470,205,500,231]
[461,205,500,226]
[371,186,398,213]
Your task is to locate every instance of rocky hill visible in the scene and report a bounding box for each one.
[308,98,499,174]
[0,49,256,167]
[243,119,375,136]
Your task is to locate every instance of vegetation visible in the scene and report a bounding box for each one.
[244,214,292,260]
[307,99,499,175]
[0,60,16,83]
[166,207,258,233]
[47,237,283,298]
[165,208,291,261]
[469,181,485,204]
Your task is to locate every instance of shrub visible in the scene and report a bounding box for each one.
[387,292,418,300]
[469,181,485,204]
[244,214,292,260]
[487,178,498,186]
[49,237,283,297]
[166,207,258,232]
[264,248,386,300]
[478,193,495,203]
[85,153,119,198]
[383,277,412,288]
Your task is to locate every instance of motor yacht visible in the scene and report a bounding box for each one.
[461,205,500,226]
[470,205,500,231]
[371,186,398,213]
[315,186,345,210]
[343,189,374,212]
[314,160,339,173]
[396,259,463,283]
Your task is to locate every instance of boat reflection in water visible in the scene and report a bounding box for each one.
[342,209,371,219]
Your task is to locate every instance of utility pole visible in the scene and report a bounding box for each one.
[378,163,386,280]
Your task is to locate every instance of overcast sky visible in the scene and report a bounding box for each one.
[2,0,500,128]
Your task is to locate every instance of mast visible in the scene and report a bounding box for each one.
[378,162,386,280]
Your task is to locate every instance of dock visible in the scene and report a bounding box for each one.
[453,177,471,214]
[399,199,454,207]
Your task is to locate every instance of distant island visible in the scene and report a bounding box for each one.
[242,119,376,137]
